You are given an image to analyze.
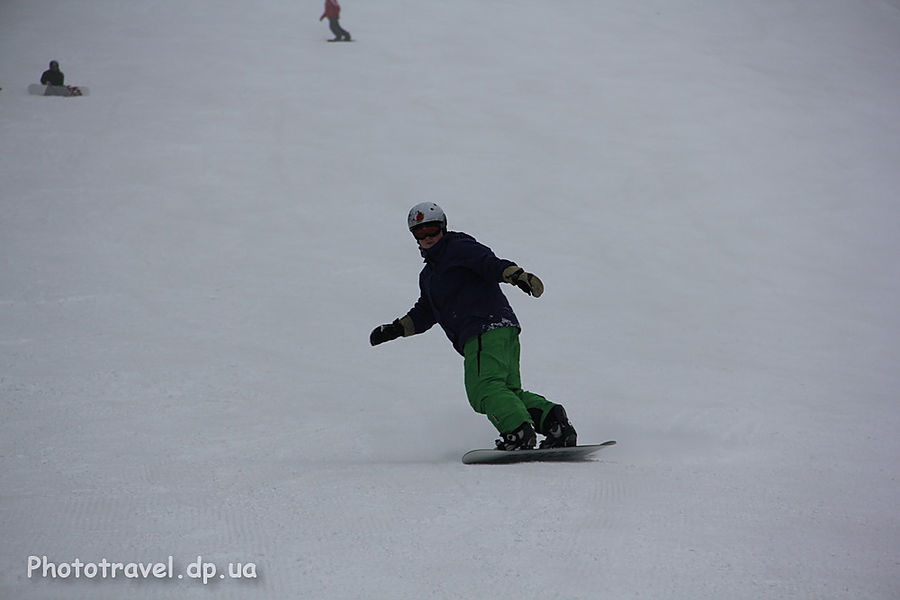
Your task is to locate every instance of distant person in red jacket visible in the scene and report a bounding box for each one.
[320,0,351,42]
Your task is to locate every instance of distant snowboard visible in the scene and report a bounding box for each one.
[461,440,617,465]
[28,83,89,97]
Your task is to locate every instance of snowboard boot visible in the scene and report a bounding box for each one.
[538,405,577,448]
[495,422,537,451]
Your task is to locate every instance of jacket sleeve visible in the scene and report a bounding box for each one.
[404,293,436,335]
[453,236,516,282]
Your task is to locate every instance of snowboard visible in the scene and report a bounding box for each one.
[461,440,616,465]
[28,83,89,97]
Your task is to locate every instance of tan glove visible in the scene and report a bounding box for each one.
[502,265,544,298]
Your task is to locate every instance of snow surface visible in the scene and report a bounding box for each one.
[2,0,900,598]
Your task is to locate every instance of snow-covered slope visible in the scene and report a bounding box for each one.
[2,1,899,598]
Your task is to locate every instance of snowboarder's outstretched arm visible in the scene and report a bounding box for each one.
[369,294,436,346]
[446,234,544,297]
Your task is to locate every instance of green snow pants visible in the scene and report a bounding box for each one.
[463,326,555,434]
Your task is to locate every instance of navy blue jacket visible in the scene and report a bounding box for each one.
[406,231,520,355]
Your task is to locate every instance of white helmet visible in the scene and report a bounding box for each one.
[407,202,447,232]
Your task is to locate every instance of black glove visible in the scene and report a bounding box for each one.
[502,266,544,298]
[370,319,405,346]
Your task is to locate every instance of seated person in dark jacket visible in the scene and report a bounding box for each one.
[40,61,65,86]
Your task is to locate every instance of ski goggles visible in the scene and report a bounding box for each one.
[411,223,443,240]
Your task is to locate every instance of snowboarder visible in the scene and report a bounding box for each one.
[369,202,578,451]
[319,0,351,41]
[40,61,64,86]
[36,60,83,96]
